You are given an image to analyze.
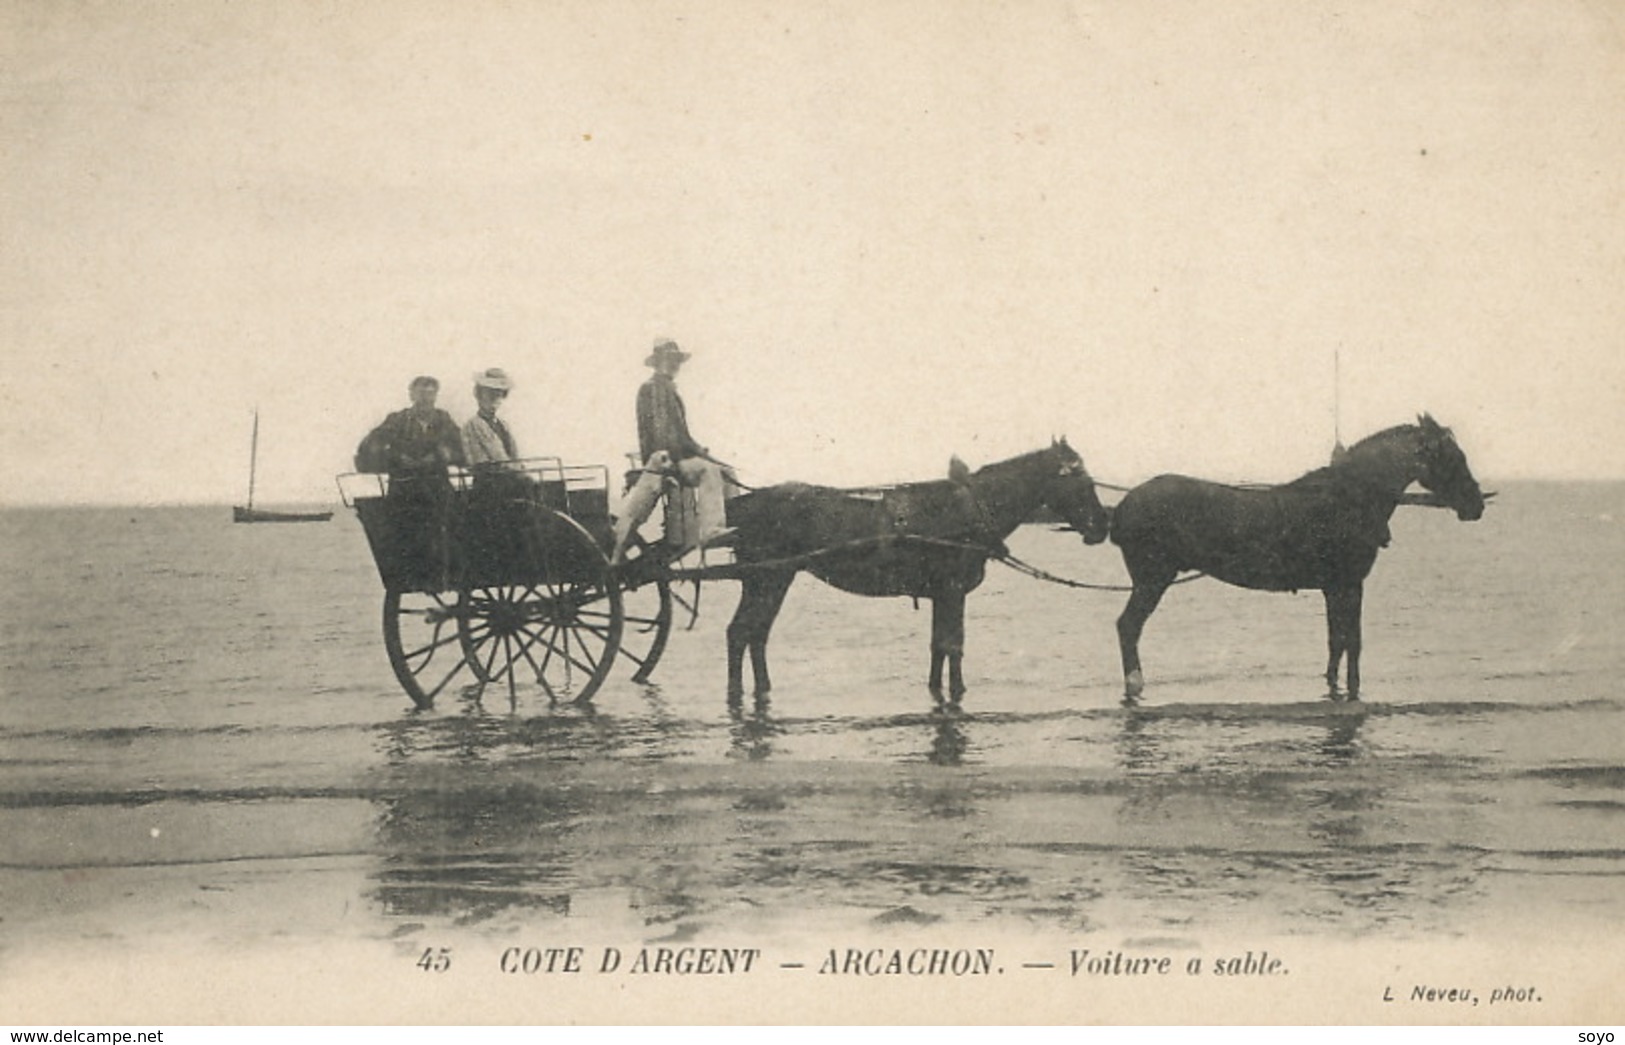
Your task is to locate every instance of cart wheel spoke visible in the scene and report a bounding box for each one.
[512,625,549,680]
[567,616,617,644]
[421,658,469,702]
[534,623,561,677]
[513,620,559,676]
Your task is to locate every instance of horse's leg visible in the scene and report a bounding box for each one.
[929,590,968,698]
[1343,585,1365,699]
[1323,585,1365,699]
[1117,574,1171,699]
[728,570,795,698]
[728,573,778,698]
[725,582,755,699]
[1322,589,1345,695]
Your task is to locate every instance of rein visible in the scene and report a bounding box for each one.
[992,545,1206,592]
[899,534,1206,593]
[665,531,1204,594]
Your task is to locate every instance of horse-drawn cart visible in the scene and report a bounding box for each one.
[341,419,1487,709]
[342,439,1115,708]
[339,458,682,708]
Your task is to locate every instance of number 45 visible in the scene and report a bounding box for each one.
[417,947,452,972]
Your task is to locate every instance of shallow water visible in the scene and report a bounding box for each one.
[1,485,1622,1015]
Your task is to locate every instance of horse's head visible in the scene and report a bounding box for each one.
[1043,437,1111,544]
[1414,414,1486,521]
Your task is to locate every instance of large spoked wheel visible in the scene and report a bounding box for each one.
[456,511,625,705]
[383,587,482,710]
[620,574,674,684]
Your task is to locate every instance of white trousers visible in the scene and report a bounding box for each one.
[673,458,729,544]
[611,453,733,562]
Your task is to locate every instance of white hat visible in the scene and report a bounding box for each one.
[473,367,513,391]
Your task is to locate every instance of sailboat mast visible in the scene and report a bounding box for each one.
[1334,347,1341,444]
[1330,347,1346,462]
[247,409,260,510]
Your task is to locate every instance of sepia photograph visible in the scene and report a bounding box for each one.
[2,0,1621,1027]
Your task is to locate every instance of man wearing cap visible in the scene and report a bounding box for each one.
[463,368,521,469]
[355,375,465,479]
[632,339,734,551]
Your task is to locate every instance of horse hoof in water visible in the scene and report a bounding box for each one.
[1123,670,1145,700]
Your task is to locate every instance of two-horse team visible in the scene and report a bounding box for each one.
[718,414,1487,704]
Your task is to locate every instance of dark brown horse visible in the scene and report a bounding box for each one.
[724,439,1111,699]
[1110,415,1486,700]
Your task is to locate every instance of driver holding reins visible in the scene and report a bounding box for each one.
[612,338,736,563]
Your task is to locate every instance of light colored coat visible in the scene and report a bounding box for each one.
[462,412,518,468]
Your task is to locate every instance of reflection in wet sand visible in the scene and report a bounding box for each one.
[727,692,778,762]
[1316,712,1367,765]
[925,703,970,767]
[1099,704,1498,935]
[372,786,580,923]
[354,698,1531,942]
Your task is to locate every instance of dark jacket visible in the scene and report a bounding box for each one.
[355,407,465,477]
[637,373,705,463]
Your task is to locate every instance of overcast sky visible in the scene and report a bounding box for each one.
[3,0,1621,506]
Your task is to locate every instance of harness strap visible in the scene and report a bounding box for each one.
[657,530,1203,594]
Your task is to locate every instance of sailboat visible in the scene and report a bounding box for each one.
[233,409,333,523]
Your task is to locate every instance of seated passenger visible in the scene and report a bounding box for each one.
[461,366,544,514]
[354,374,464,590]
[354,375,465,484]
[462,367,522,470]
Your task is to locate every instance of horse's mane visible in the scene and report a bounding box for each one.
[1348,422,1433,454]
[970,440,1072,477]
[1284,423,1423,491]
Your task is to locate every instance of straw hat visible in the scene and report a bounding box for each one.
[473,367,513,392]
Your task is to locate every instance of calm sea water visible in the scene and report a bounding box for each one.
[1,483,1622,956]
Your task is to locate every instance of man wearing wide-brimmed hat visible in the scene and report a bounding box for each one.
[637,339,700,463]
[621,339,734,557]
[462,367,521,469]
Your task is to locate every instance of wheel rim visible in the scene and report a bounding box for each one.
[620,577,674,683]
[383,588,479,710]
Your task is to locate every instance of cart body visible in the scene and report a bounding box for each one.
[339,458,674,708]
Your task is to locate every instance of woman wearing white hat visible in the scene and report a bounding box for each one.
[462,367,521,469]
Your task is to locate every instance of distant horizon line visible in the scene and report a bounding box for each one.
[0,475,1621,511]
